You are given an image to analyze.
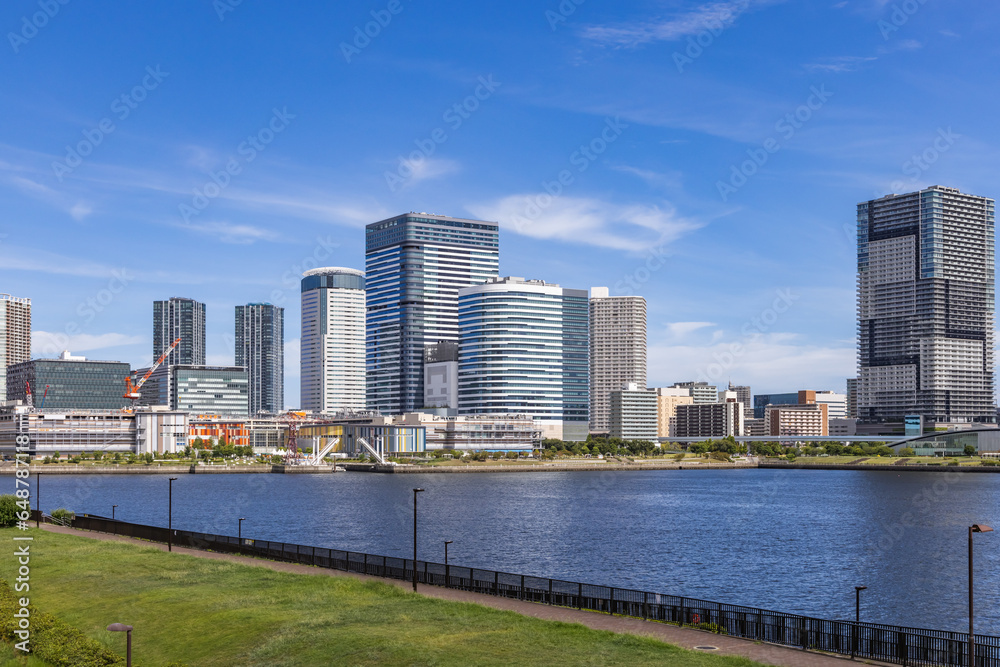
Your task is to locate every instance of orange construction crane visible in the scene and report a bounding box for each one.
[124,337,181,403]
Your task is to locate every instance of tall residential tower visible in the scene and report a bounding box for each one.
[366,213,499,414]
[235,303,284,414]
[588,287,647,432]
[300,267,366,414]
[0,294,31,403]
[857,186,995,424]
[153,297,205,366]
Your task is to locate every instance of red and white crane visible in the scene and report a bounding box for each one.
[123,337,180,404]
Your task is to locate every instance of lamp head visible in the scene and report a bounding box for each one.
[972,524,994,533]
[106,623,133,632]
[169,477,178,481]
[445,540,454,545]
[855,586,868,592]
[414,488,425,493]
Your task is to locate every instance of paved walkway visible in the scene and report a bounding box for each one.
[42,525,892,667]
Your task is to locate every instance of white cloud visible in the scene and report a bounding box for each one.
[648,333,855,394]
[0,245,123,278]
[468,195,701,252]
[581,0,782,48]
[394,157,461,189]
[804,56,878,73]
[612,165,683,191]
[32,331,145,356]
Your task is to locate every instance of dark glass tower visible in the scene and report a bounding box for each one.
[153,297,206,366]
[857,186,995,423]
[235,303,284,414]
[365,213,499,414]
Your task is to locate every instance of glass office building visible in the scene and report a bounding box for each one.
[6,356,131,411]
[171,365,249,415]
[366,213,499,414]
[457,277,589,442]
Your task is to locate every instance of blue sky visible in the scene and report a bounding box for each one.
[1,0,997,409]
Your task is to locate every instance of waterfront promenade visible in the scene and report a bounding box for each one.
[39,523,891,667]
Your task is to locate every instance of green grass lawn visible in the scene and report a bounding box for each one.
[0,529,765,667]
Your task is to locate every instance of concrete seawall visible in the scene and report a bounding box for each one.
[343,462,755,473]
[760,462,1000,473]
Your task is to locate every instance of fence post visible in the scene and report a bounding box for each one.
[312,545,316,566]
[578,582,583,610]
[548,579,553,605]
[494,571,498,597]
[643,592,648,621]
[609,588,615,616]
[520,574,524,601]
[679,598,685,627]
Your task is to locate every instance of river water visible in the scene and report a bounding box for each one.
[25,468,1000,634]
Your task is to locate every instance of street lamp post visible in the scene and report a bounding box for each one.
[112,505,118,520]
[412,488,424,592]
[969,524,993,666]
[168,478,177,552]
[106,623,132,666]
[855,586,867,623]
[239,517,245,545]
[444,540,453,587]
[35,472,41,527]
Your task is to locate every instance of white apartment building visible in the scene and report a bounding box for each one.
[589,287,647,432]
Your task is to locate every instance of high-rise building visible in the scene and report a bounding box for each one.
[366,213,499,415]
[153,297,206,366]
[300,268,366,414]
[172,365,248,414]
[0,294,30,403]
[235,303,284,414]
[6,351,130,411]
[457,277,589,441]
[589,287,647,432]
[423,341,459,411]
[857,186,995,424]
[674,401,744,438]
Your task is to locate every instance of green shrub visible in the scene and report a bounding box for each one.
[0,495,22,527]
[693,622,728,635]
[0,580,125,666]
[982,460,998,467]
[51,508,75,522]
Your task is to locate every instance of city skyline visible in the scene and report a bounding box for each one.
[3,2,999,408]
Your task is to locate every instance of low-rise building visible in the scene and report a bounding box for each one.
[609,383,657,441]
[6,352,131,411]
[674,400,744,438]
[765,403,828,437]
[670,381,717,404]
[653,387,693,438]
[0,404,135,456]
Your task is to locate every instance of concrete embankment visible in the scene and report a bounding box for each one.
[0,464,275,475]
[343,462,755,473]
[760,462,1000,473]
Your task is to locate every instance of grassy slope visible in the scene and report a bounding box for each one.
[1,529,764,667]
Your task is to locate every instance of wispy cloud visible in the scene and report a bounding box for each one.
[612,165,683,191]
[665,321,716,338]
[805,56,878,73]
[468,195,702,252]
[170,220,284,244]
[581,0,782,48]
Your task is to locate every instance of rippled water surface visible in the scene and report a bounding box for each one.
[27,468,1000,633]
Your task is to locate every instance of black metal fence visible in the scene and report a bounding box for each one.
[59,513,1000,667]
